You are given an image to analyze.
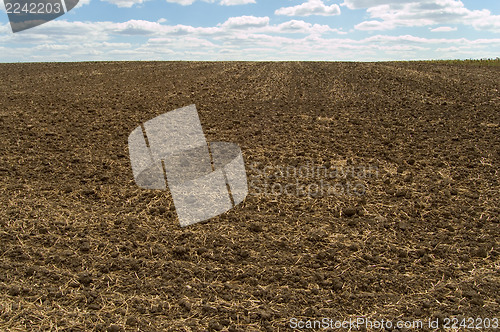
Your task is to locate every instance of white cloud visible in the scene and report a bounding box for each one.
[74,0,91,8]
[275,20,341,34]
[219,0,255,5]
[2,20,110,43]
[470,13,500,32]
[165,0,198,5]
[1,17,500,62]
[350,0,500,32]
[342,0,414,10]
[163,0,252,5]
[220,16,269,29]
[355,20,394,31]
[103,0,148,7]
[214,16,342,35]
[275,0,341,17]
[145,36,217,51]
[430,26,457,32]
[114,20,167,34]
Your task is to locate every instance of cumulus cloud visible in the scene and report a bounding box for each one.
[164,0,252,5]
[355,20,394,31]
[0,22,8,30]
[275,20,341,34]
[165,0,199,5]
[113,20,167,34]
[99,0,254,7]
[103,0,149,8]
[275,0,341,17]
[430,26,457,32]
[219,0,255,5]
[350,0,500,32]
[341,0,415,10]
[1,14,499,62]
[220,16,269,29]
[211,16,343,35]
[470,14,500,32]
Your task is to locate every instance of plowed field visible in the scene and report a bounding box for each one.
[0,62,499,331]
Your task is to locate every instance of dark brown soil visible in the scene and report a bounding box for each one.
[0,62,498,331]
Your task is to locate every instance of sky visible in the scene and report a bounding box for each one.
[0,0,499,62]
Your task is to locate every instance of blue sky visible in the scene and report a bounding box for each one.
[0,0,499,62]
